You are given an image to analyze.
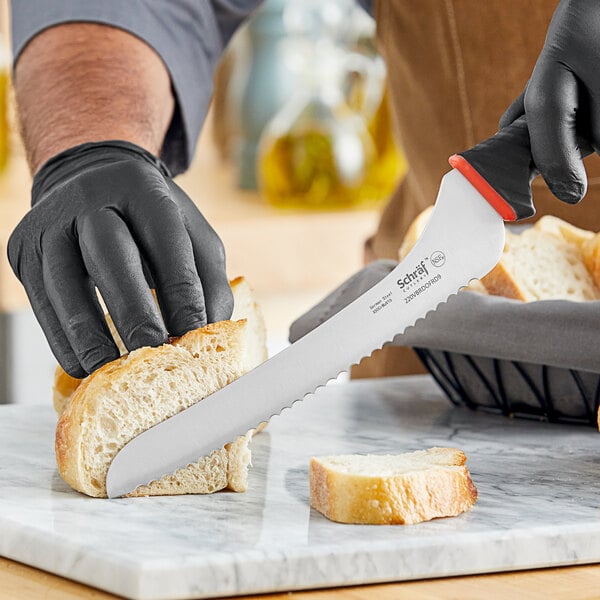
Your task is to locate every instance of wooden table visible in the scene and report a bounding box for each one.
[2,556,599,600]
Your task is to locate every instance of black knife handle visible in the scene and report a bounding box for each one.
[450,115,538,221]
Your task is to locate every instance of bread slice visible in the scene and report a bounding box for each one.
[310,447,477,525]
[534,215,594,249]
[482,228,600,301]
[533,215,600,298]
[55,277,268,498]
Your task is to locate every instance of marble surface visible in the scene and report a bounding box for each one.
[1,375,600,599]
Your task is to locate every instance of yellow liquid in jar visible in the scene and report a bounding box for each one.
[260,128,376,210]
[259,88,405,211]
[0,68,8,175]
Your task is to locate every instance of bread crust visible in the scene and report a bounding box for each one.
[481,262,527,301]
[534,215,594,248]
[582,234,600,290]
[310,448,477,525]
[53,367,81,414]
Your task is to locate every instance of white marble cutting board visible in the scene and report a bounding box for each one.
[1,375,599,599]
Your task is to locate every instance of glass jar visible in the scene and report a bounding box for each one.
[257,2,404,210]
[258,41,378,210]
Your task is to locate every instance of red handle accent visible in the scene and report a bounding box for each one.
[448,154,517,221]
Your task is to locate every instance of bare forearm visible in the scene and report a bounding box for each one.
[14,23,174,173]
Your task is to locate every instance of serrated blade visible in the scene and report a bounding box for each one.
[106,169,505,498]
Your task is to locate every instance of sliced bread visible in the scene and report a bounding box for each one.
[482,228,600,301]
[399,209,600,301]
[533,215,595,249]
[55,277,268,498]
[533,216,600,296]
[310,447,477,525]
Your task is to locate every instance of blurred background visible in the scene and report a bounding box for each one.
[0,0,405,404]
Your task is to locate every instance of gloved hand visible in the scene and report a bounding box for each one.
[8,141,233,378]
[500,0,599,203]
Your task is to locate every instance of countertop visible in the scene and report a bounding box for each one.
[1,375,599,599]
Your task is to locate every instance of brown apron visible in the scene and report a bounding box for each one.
[354,0,600,378]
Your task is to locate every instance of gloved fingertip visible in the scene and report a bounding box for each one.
[547,178,587,204]
[499,110,519,130]
[81,344,121,375]
[206,288,234,323]
[62,361,87,379]
[169,317,208,337]
[118,316,169,352]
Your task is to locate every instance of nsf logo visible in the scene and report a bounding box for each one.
[430,251,446,267]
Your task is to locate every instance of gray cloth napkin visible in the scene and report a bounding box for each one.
[289,260,600,374]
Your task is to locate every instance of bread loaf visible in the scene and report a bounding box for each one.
[310,447,477,525]
[55,277,268,498]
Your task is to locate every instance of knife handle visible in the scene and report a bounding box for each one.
[450,114,596,221]
[449,115,537,222]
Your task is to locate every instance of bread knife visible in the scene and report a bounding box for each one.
[106,116,538,498]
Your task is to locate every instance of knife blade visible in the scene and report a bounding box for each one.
[106,116,537,498]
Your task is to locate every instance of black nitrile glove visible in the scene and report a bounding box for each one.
[500,0,600,203]
[8,141,233,378]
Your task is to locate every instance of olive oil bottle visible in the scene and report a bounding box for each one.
[258,43,403,210]
[259,93,376,209]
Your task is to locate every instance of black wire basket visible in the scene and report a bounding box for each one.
[414,348,600,426]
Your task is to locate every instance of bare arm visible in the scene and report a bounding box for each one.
[14,23,174,173]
